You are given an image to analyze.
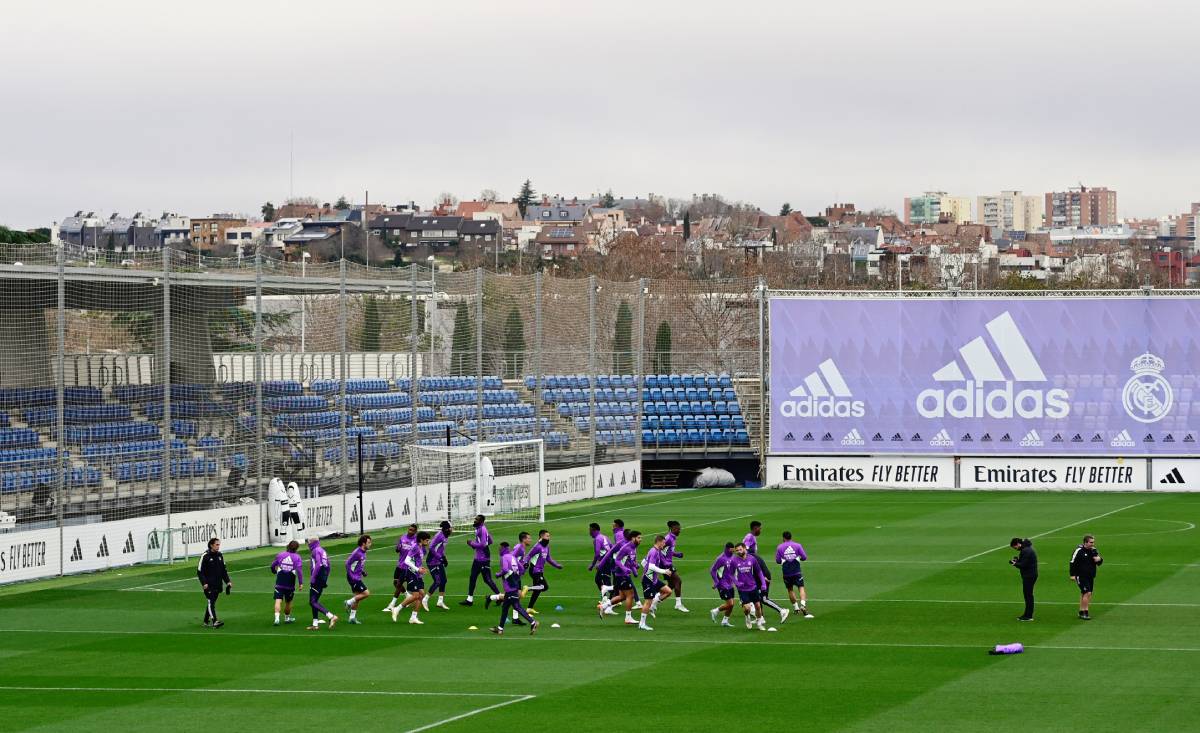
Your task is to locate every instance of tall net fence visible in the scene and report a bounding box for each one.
[0,246,765,576]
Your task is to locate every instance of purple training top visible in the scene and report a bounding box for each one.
[272,550,305,590]
[308,541,329,577]
[612,541,639,578]
[346,546,367,582]
[395,532,418,567]
[468,524,492,562]
[775,540,807,577]
[613,528,626,546]
[403,542,424,574]
[730,554,763,592]
[526,540,562,574]
[742,532,758,555]
[642,546,671,583]
[589,533,612,571]
[710,550,736,590]
[426,531,448,567]
[662,532,682,567]
[497,548,523,592]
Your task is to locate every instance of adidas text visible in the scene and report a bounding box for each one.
[916,381,1070,420]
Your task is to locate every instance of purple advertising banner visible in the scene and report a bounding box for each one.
[769,297,1200,455]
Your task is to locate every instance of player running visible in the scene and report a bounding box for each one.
[425,521,452,611]
[461,515,499,606]
[344,534,372,624]
[744,520,789,624]
[776,531,813,618]
[525,529,563,614]
[597,530,642,625]
[731,542,767,631]
[587,523,615,603]
[392,531,431,625]
[383,524,419,615]
[663,520,688,613]
[270,540,305,626]
[637,535,675,631]
[709,542,737,627]
[489,542,539,636]
[306,536,338,630]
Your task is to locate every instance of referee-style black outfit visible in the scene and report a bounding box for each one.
[1010,538,1038,620]
[197,545,231,627]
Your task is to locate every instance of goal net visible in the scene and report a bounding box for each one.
[146,527,189,564]
[408,439,544,528]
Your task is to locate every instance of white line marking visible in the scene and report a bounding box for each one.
[404,695,536,733]
[543,490,719,523]
[688,513,753,529]
[1062,519,1194,538]
[956,502,1146,563]
[0,628,1194,653]
[0,685,521,698]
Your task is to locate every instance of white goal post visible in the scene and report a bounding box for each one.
[408,439,544,527]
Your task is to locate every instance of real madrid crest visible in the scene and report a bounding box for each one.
[1121,352,1173,423]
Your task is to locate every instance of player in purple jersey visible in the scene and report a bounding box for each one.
[637,535,675,631]
[776,531,813,618]
[305,536,338,630]
[612,518,626,546]
[461,515,500,606]
[731,542,767,631]
[525,529,563,613]
[270,540,305,626]
[489,542,539,636]
[488,532,532,625]
[663,520,689,613]
[392,531,431,625]
[744,520,789,624]
[587,523,615,602]
[425,521,453,611]
[383,524,419,614]
[709,542,737,627]
[343,534,372,624]
[597,530,642,625]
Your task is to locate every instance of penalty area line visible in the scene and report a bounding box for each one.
[404,694,536,733]
[0,685,525,699]
[956,501,1145,563]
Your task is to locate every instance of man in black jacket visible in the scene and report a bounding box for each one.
[1069,534,1103,620]
[197,538,232,628]
[1009,537,1037,621]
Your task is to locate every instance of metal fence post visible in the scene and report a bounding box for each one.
[534,271,542,445]
[339,259,349,498]
[254,250,265,530]
[475,268,484,440]
[588,275,597,479]
[55,244,65,575]
[410,264,419,455]
[161,247,173,520]
[757,276,766,484]
[636,277,646,467]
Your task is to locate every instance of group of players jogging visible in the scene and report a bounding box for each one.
[250,515,813,635]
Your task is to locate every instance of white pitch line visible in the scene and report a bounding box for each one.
[0,627,1194,653]
[404,695,536,733]
[0,685,522,698]
[688,513,753,529]
[956,501,1146,563]
[543,490,718,523]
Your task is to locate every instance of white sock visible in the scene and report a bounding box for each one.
[349,610,357,620]
[274,613,280,623]
[600,585,612,595]
[466,595,474,603]
[410,611,419,621]
[326,612,335,620]
[625,611,633,622]
[600,598,612,611]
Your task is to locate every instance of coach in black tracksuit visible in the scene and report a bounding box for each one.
[1009,537,1037,621]
[197,538,232,628]
[1069,534,1103,620]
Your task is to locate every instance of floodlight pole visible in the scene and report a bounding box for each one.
[357,432,365,536]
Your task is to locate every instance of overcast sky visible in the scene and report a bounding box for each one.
[2,0,1197,229]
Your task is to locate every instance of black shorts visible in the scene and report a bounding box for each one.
[311,569,329,592]
[529,572,547,589]
[347,577,367,594]
[393,566,409,589]
[642,577,666,597]
[594,569,612,587]
[273,588,295,601]
[407,574,425,592]
[738,589,760,605]
[718,587,735,601]
[1076,576,1095,594]
[613,575,633,592]
[784,574,805,590]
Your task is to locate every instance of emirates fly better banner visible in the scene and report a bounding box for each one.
[769,297,1200,455]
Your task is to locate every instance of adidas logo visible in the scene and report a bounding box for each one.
[385,501,394,518]
[1051,433,1063,443]
[1160,467,1185,485]
[1071,434,1083,443]
[350,505,359,523]
[402,499,411,516]
[69,539,83,562]
[891,432,904,441]
[96,536,109,558]
[911,432,922,442]
[781,359,865,418]
[783,432,795,442]
[929,429,953,447]
[1143,434,1155,443]
[147,532,160,550]
[802,432,814,441]
[918,311,1069,420]
[1019,430,1044,447]
[609,474,616,487]
[841,429,864,446]
[961,432,973,442]
[1110,430,1135,448]
[981,433,993,442]
[436,496,444,511]
[421,496,429,513]
[1185,434,1196,443]
[1091,433,1103,443]
[1000,433,1012,442]
[871,432,883,442]
[122,532,135,554]
[1163,434,1175,443]
[821,432,833,442]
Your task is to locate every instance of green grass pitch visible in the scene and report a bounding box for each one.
[2,488,1198,732]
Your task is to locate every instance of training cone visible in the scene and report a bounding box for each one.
[468,625,478,630]
[551,623,561,628]
[768,627,778,632]
[555,604,564,611]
